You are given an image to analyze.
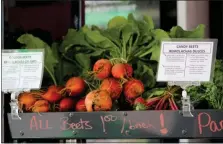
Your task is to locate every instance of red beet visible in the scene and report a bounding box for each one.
[100,78,122,100]
[42,85,63,103]
[111,63,133,79]
[124,79,144,101]
[65,77,85,96]
[93,59,112,79]
[59,98,74,111]
[134,97,146,105]
[133,97,148,110]
[75,98,87,112]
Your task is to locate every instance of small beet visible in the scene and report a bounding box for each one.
[85,90,112,112]
[111,63,133,79]
[124,79,144,101]
[100,78,122,100]
[134,97,146,105]
[19,92,37,111]
[59,98,74,111]
[93,59,112,79]
[42,85,63,103]
[65,77,85,96]
[75,98,87,112]
[133,97,148,110]
[32,100,49,112]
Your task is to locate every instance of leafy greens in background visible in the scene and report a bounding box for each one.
[169,24,205,38]
[17,34,58,85]
[187,60,223,109]
[17,13,207,97]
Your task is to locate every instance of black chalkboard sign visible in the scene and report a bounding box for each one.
[7,110,223,139]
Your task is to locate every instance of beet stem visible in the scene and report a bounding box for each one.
[163,102,169,110]
[146,97,161,107]
[157,95,169,110]
[155,98,163,110]
[171,97,179,110]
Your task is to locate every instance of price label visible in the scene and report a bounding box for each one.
[157,39,217,82]
[2,49,44,92]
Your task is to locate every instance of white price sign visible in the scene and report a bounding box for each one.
[2,49,44,92]
[157,39,217,82]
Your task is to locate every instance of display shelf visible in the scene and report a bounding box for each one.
[7,110,223,139]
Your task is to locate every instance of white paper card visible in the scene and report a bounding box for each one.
[2,49,44,92]
[157,41,216,82]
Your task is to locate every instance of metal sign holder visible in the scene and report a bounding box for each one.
[7,89,31,120]
[1,90,27,121]
[10,91,22,120]
[158,38,218,117]
[168,81,200,117]
[2,49,45,121]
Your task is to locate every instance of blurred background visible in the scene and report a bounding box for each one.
[85,1,160,28]
[2,0,222,143]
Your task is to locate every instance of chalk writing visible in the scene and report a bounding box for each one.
[121,117,126,134]
[198,112,223,134]
[120,115,164,135]
[100,113,167,135]
[100,115,118,133]
[128,120,155,130]
[15,111,223,139]
[60,117,92,131]
[28,112,169,136]
[160,113,168,135]
[103,115,118,122]
[30,116,52,130]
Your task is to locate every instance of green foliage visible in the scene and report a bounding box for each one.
[187,60,223,109]
[16,13,206,99]
[17,34,58,85]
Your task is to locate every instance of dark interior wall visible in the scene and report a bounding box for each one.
[209,1,223,59]
[3,1,84,142]
[7,1,71,41]
[160,1,177,31]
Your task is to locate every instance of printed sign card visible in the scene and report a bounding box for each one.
[156,39,217,82]
[2,49,44,92]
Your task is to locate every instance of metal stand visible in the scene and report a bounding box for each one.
[168,81,200,117]
[10,92,21,120]
[181,90,193,117]
[168,81,200,144]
